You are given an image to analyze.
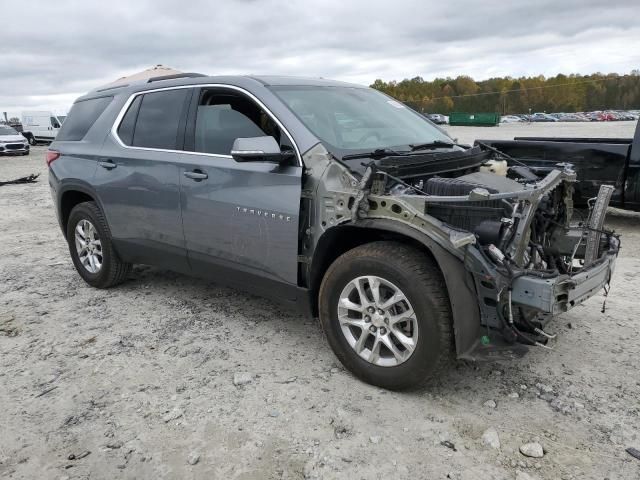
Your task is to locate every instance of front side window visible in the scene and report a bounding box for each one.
[271,85,451,155]
[121,89,188,149]
[193,89,290,156]
[50,117,61,129]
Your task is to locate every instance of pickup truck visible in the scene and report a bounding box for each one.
[48,74,620,389]
[479,120,640,211]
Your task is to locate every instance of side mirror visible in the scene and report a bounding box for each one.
[231,136,292,163]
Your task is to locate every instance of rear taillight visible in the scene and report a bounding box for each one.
[45,150,60,166]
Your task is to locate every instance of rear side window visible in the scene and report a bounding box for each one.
[56,96,113,141]
[117,95,142,146]
[124,89,188,150]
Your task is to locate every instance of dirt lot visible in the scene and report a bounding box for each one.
[1,123,639,480]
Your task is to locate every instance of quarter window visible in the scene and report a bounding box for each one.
[56,96,113,141]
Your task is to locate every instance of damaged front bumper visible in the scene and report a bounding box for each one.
[511,241,618,314]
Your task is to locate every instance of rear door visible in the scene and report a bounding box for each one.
[179,86,302,298]
[95,88,193,271]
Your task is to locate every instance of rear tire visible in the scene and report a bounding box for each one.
[319,241,454,390]
[66,202,131,288]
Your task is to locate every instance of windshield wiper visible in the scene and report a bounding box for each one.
[341,148,409,161]
[409,140,456,151]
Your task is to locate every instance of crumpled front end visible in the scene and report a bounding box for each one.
[301,143,620,359]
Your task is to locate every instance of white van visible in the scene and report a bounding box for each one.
[21,111,66,145]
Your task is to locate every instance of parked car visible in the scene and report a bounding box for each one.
[530,113,558,122]
[0,125,29,155]
[424,113,448,124]
[556,113,586,122]
[48,74,619,389]
[480,119,640,211]
[500,115,523,123]
[21,111,66,145]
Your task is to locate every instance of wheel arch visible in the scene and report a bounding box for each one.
[309,220,482,358]
[58,183,103,239]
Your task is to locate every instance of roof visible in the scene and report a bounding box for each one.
[84,71,368,101]
[248,75,365,88]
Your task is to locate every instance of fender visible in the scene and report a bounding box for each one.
[55,178,106,238]
[330,218,483,359]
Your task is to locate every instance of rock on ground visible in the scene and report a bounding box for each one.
[481,427,500,450]
[519,442,544,458]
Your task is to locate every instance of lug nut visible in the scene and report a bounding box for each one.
[378,309,384,315]
[379,327,387,335]
[364,315,371,322]
[369,326,377,333]
[384,318,389,324]
[367,306,375,314]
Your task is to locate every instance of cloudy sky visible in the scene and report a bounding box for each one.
[2,0,639,118]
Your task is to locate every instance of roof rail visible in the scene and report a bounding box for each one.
[147,72,206,83]
[96,83,130,92]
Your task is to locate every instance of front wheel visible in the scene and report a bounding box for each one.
[319,241,454,390]
[27,136,37,146]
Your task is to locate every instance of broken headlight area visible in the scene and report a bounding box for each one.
[369,159,620,352]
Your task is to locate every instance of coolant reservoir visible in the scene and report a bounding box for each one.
[480,159,508,176]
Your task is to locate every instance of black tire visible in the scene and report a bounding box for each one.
[66,201,131,288]
[319,241,454,390]
[22,151,30,156]
[27,136,37,146]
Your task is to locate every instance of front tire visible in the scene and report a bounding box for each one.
[28,136,37,146]
[319,241,454,390]
[66,202,131,288]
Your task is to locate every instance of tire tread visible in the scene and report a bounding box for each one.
[319,241,454,389]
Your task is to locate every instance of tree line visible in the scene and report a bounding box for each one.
[370,71,640,114]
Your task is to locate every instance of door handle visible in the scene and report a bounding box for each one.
[183,170,208,180]
[98,160,117,170]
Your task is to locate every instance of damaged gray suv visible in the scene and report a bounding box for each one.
[48,74,619,389]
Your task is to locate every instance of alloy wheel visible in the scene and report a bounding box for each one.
[337,275,419,367]
[74,219,103,274]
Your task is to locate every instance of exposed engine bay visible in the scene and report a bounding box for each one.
[301,142,620,358]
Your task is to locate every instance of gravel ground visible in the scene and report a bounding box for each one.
[1,123,639,480]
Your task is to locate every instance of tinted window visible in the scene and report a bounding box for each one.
[50,116,61,129]
[131,89,188,150]
[194,89,285,155]
[56,96,113,141]
[117,95,142,146]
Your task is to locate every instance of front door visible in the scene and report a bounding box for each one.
[180,87,302,298]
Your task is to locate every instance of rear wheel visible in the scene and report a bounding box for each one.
[66,202,131,288]
[319,241,454,390]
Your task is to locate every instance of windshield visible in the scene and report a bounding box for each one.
[271,85,452,156]
[57,115,66,123]
[0,126,18,135]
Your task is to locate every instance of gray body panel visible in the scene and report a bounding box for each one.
[95,135,190,270]
[179,155,302,290]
